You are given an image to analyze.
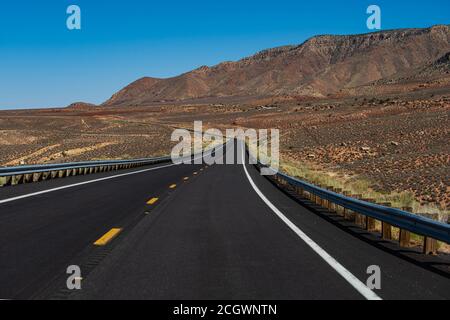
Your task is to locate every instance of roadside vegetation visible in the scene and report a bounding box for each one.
[249,141,449,252]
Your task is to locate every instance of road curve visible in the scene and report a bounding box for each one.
[0,141,449,300]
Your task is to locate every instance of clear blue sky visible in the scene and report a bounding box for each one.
[0,0,449,109]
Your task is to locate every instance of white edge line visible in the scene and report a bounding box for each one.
[240,141,382,301]
[0,147,220,206]
[0,163,175,205]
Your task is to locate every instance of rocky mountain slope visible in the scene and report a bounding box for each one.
[102,25,450,107]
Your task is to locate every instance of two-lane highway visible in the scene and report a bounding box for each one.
[0,140,449,300]
[0,156,206,299]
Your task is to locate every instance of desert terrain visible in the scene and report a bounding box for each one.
[0,25,448,219]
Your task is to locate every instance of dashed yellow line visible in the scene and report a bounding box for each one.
[147,197,159,205]
[94,228,122,246]
[183,177,189,181]
[169,184,177,189]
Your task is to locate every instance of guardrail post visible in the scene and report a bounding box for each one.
[343,191,351,219]
[316,185,325,207]
[326,186,334,211]
[399,207,412,247]
[380,202,393,240]
[363,198,376,231]
[42,172,50,180]
[24,173,32,184]
[311,191,315,203]
[334,188,343,215]
[423,237,437,255]
[354,195,364,226]
[12,175,22,185]
[317,190,323,206]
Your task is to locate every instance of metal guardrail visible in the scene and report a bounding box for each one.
[0,156,172,176]
[249,148,450,254]
[0,142,223,187]
[0,156,172,187]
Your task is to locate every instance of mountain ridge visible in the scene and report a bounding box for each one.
[100,25,450,107]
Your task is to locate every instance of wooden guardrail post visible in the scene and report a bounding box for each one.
[333,188,341,214]
[327,186,334,212]
[12,174,24,185]
[353,194,364,226]
[399,207,412,247]
[417,213,439,255]
[23,174,31,183]
[313,192,318,205]
[380,202,393,240]
[423,237,437,255]
[314,185,321,206]
[343,191,351,219]
[334,188,343,215]
[295,186,304,198]
[363,198,376,231]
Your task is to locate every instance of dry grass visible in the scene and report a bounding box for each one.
[247,142,449,253]
[279,157,448,217]
[278,157,450,253]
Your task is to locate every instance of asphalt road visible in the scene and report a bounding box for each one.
[0,140,449,300]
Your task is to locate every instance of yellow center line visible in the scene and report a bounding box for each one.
[94,228,122,246]
[147,197,159,205]
[169,184,177,189]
